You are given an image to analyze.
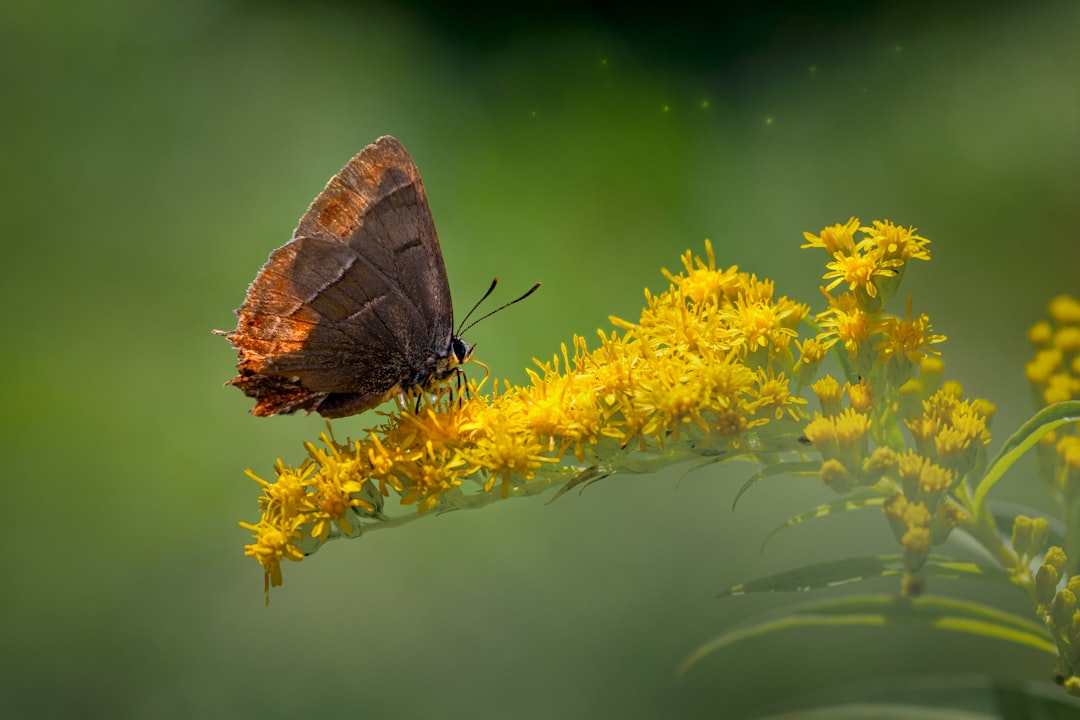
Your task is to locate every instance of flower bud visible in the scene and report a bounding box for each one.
[1037,564,1061,606]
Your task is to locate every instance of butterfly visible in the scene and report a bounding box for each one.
[219,136,537,418]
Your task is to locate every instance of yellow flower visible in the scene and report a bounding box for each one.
[461,396,558,497]
[811,376,844,416]
[901,526,932,572]
[400,441,469,511]
[747,367,807,421]
[929,500,965,545]
[861,445,899,486]
[794,336,829,387]
[1049,294,1080,325]
[804,407,870,474]
[723,291,802,357]
[662,239,743,306]
[847,379,875,415]
[240,518,303,602]
[1054,326,1080,355]
[1045,373,1080,404]
[801,217,861,256]
[816,298,877,362]
[822,250,901,300]
[903,389,991,478]
[1029,320,1054,347]
[821,458,854,493]
[859,219,931,264]
[874,298,946,386]
[523,359,603,461]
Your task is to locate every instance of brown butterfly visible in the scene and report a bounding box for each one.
[218,136,537,418]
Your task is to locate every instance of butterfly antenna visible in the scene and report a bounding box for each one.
[456,278,500,335]
[459,282,542,336]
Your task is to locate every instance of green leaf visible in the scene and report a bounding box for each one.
[731,460,820,511]
[679,593,1055,678]
[760,494,887,554]
[748,675,1080,719]
[972,401,1080,514]
[718,555,1018,598]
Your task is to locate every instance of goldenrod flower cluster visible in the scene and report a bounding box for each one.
[797,219,996,595]
[1027,295,1080,502]
[239,218,980,601]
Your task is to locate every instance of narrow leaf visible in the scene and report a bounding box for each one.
[548,465,610,503]
[679,593,1055,678]
[719,555,1018,598]
[731,461,820,511]
[972,401,1080,513]
[760,495,886,554]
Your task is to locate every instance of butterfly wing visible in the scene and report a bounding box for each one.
[223,136,455,417]
[294,136,454,355]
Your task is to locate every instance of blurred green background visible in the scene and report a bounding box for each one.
[4,0,1080,717]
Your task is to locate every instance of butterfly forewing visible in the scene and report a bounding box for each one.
[294,136,454,354]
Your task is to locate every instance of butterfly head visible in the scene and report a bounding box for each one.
[450,335,473,366]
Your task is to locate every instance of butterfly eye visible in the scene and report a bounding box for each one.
[451,337,472,363]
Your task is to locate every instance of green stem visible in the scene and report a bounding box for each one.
[1064,479,1080,577]
[959,507,1019,572]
